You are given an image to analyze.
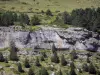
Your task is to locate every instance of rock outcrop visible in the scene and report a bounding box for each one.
[0,26,99,52]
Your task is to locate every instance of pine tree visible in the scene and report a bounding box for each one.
[39,67,49,75]
[57,69,63,75]
[0,52,5,62]
[62,11,71,24]
[31,15,41,25]
[40,55,45,61]
[69,67,77,75]
[18,63,24,72]
[28,68,35,75]
[35,57,41,67]
[51,51,59,63]
[70,62,75,69]
[88,62,96,74]
[24,58,30,68]
[70,50,78,61]
[82,63,88,72]
[5,57,8,63]
[9,41,18,61]
[46,9,53,16]
[61,54,67,66]
[41,52,47,58]
[87,56,90,63]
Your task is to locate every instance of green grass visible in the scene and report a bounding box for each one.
[0,0,100,13]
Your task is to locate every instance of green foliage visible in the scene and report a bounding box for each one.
[69,67,77,75]
[87,56,90,63]
[0,52,5,62]
[18,63,24,72]
[70,62,75,69]
[31,15,41,25]
[35,57,41,67]
[40,55,45,61]
[82,63,88,72]
[41,52,47,58]
[88,62,97,74]
[51,51,59,63]
[57,69,63,75]
[24,58,30,68]
[61,54,67,66]
[70,50,78,61]
[46,9,53,16]
[28,68,35,75]
[19,13,30,25]
[62,11,72,24]
[9,41,18,61]
[39,67,49,75]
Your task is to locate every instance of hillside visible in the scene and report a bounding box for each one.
[0,0,100,12]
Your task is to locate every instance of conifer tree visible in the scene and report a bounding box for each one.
[24,58,30,68]
[51,51,59,63]
[57,69,63,75]
[0,52,5,62]
[35,57,41,67]
[18,63,24,72]
[82,63,88,72]
[61,54,67,66]
[9,41,18,61]
[28,68,35,75]
[39,67,49,75]
[88,62,96,74]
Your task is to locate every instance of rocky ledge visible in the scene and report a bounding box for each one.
[0,26,99,52]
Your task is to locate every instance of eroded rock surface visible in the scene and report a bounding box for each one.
[0,26,99,52]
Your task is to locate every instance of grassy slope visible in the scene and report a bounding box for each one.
[0,0,100,12]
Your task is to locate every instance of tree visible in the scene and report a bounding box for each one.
[0,52,5,62]
[9,41,18,61]
[57,69,63,75]
[5,57,8,63]
[82,63,88,72]
[61,54,67,66]
[70,62,75,69]
[28,68,35,75]
[62,11,72,24]
[88,62,96,74]
[69,67,77,75]
[39,67,49,75]
[51,51,59,63]
[24,58,30,68]
[18,63,24,72]
[35,57,41,67]
[40,55,45,61]
[69,62,77,75]
[70,50,78,61]
[46,9,53,16]
[31,15,41,25]
[52,43,57,53]
[87,56,90,63]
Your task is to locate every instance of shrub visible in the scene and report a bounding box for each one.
[0,52,5,62]
[46,9,53,16]
[18,63,24,72]
[61,54,67,66]
[31,15,41,25]
[88,62,96,74]
[35,57,41,67]
[28,68,35,75]
[24,58,30,68]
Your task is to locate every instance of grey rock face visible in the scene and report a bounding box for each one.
[0,27,99,52]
